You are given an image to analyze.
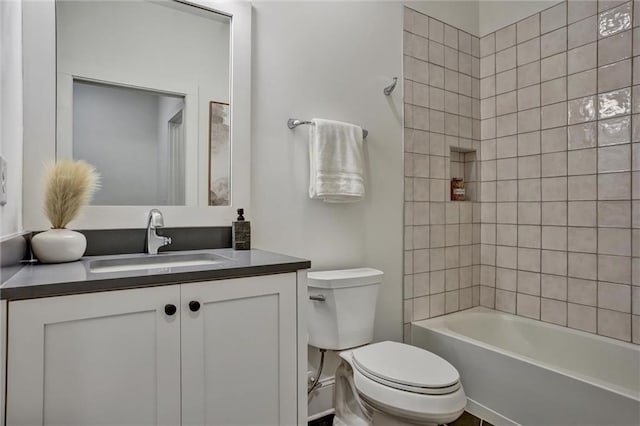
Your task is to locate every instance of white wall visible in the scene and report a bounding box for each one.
[479,0,559,36]
[0,0,23,239]
[250,1,405,387]
[73,83,163,206]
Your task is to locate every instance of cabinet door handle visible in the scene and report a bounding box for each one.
[164,304,177,316]
[189,300,201,312]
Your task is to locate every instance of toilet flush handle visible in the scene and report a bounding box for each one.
[309,295,326,302]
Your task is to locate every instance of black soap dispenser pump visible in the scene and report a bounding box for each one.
[232,208,251,250]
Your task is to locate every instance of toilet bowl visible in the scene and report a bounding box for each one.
[307,268,466,425]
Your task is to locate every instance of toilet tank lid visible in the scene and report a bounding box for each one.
[308,268,383,289]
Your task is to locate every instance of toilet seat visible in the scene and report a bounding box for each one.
[351,341,461,395]
[353,363,461,395]
[351,362,466,424]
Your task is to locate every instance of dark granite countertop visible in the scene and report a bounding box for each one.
[0,249,310,301]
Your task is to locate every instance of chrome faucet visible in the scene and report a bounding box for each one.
[146,209,172,254]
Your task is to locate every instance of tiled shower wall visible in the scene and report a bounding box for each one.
[478,0,639,344]
[403,8,483,327]
[404,0,639,344]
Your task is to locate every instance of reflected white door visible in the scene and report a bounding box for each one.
[168,108,185,205]
[181,274,298,426]
[6,285,181,426]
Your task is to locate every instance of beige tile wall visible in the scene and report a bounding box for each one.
[403,8,482,332]
[479,0,638,343]
[404,0,639,344]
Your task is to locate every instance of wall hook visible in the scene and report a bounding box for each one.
[383,77,398,96]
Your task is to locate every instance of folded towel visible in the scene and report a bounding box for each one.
[309,118,364,203]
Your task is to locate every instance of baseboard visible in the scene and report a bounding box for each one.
[466,397,520,426]
[307,377,335,422]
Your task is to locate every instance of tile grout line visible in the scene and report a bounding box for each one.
[538,10,542,321]
[595,0,600,337]
[493,24,498,310]
[630,0,635,341]
[510,12,532,316]
[565,0,570,328]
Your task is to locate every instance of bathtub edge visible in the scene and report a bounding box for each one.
[466,397,520,426]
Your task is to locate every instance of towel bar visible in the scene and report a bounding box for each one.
[287,118,368,139]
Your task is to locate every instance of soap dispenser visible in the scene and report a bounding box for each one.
[232,208,251,250]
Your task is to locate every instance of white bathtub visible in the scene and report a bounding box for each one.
[412,307,640,426]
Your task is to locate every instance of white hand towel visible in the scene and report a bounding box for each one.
[309,118,365,203]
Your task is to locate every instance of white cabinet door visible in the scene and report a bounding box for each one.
[1,300,7,426]
[6,285,181,426]
[181,274,298,426]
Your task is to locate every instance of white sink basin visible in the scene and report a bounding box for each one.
[89,253,230,273]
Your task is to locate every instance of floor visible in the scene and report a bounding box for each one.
[308,413,334,426]
[450,411,494,426]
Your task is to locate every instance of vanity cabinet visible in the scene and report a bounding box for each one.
[5,273,303,426]
[7,284,182,426]
[180,276,297,425]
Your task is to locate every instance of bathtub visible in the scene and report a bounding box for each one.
[412,307,640,426]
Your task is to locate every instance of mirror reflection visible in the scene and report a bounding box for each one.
[73,80,186,206]
[56,0,231,206]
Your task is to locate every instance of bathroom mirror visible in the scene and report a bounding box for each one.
[56,0,230,207]
[72,80,187,206]
[22,0,251,229]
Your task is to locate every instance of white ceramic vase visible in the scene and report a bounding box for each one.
[31,229,87,263]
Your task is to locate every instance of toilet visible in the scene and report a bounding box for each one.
[307,268,466,426]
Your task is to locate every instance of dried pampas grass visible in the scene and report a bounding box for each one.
[43,160,100,229]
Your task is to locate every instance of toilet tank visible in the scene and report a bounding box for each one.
[307,268,383,350]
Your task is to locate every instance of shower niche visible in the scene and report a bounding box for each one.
[448,147,477,202]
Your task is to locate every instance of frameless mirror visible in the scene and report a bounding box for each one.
[56,0,231,206]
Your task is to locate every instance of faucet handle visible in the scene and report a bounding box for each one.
[148,209,165,227]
